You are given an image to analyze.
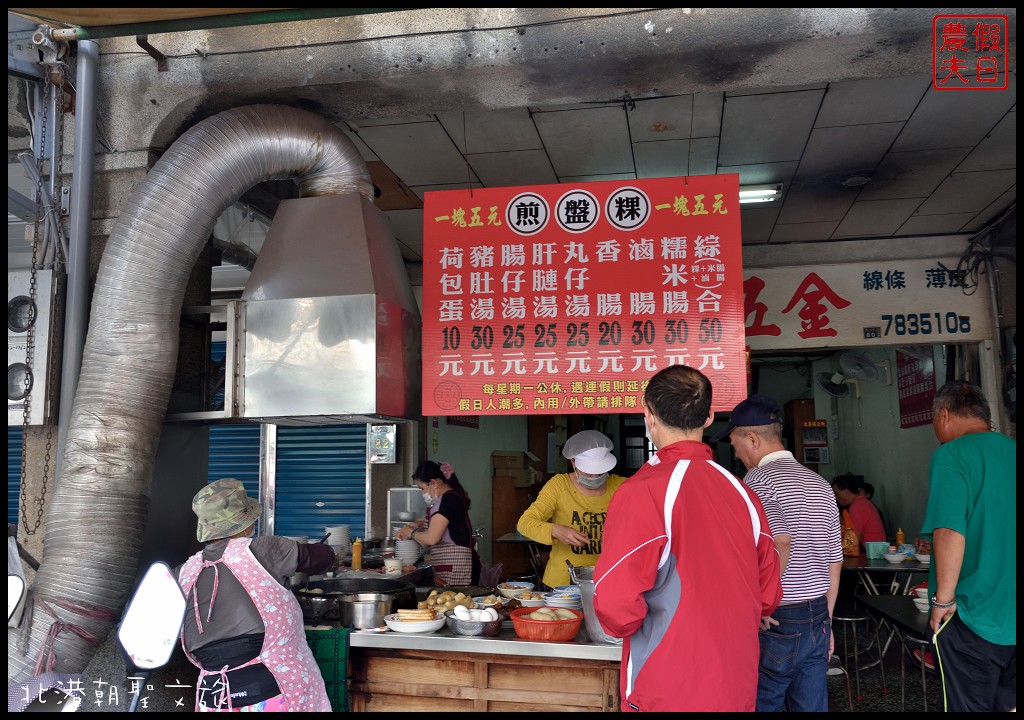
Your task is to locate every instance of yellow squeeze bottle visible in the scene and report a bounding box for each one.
[351,537,363,570]
[895,527,904,547]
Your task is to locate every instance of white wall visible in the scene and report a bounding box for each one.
[422,414,528,565]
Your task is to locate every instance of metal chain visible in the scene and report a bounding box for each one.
[19,58,67,536]
[20,77,49,536]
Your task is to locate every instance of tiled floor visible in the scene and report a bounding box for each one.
[827,631,943,712]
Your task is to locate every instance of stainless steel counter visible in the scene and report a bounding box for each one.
[348,624,622,661]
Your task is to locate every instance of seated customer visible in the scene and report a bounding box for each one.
[832,474,886,546]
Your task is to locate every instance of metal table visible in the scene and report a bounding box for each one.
[842,555,929,595]
[496,531,545,586]
[856,593,935,711]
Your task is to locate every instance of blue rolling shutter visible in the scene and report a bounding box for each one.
[274,425,367,540]
[8,427,22,525]
[207,341,261,500]
[208,424,262,501]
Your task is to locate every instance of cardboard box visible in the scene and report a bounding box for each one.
[491,450,540,470]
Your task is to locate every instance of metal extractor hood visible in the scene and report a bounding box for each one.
[231,192,421,424]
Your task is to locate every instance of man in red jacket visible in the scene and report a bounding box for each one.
[593,365,782,711]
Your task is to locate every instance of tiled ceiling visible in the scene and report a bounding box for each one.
[345,75,1015,263]
[6,9,1018,290]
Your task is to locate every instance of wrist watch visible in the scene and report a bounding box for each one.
[931,594,956,609]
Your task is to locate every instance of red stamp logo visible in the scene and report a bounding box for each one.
[933,14,1009,90]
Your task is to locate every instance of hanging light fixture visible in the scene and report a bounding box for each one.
[738,183,783,204]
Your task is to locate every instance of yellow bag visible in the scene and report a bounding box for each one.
[841,509,859,557]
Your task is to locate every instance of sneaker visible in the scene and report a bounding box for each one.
[912,648,935,671]
[826,654,845,676]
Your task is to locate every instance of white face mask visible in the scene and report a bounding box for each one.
[576,471,609,489]
[421,491,433,506]
[645,420,655,449]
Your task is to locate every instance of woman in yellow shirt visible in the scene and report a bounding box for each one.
[517,430,627,588]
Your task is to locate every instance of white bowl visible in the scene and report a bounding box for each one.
[912,597,930,613]
[883,552,907,564]
[473,595,504,609]
[517,596,546,607]
[497,581,534,599]
[553,585,581,595]
[914,553,931,564]
[914,587,929,600]
[383,612,445,634]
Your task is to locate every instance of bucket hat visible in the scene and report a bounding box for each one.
[192,478,262,542]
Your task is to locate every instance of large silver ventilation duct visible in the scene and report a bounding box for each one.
[8,104,373,681]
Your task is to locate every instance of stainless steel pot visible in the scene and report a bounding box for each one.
[573,566,622,645]
[295,578,416,628]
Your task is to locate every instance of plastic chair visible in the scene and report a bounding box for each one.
[832,607,886,703]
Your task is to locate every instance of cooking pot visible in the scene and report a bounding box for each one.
[295,578,416,628]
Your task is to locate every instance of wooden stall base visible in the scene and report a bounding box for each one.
[349,647,620,712]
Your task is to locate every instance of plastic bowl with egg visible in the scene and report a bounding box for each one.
[883,552,907,564]
[914,553,931,564]
[912,597,931,613]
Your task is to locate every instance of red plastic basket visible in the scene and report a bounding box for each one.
[510,607,583,642]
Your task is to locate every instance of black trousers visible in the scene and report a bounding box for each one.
[935,612,1016,712]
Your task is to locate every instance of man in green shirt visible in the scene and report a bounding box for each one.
[920,381,1015,712]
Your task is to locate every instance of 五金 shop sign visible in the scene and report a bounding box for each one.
[421,175,747,416]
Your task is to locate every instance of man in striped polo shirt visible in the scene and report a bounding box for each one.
[712,394,843,712]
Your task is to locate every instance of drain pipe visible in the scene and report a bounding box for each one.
[7,104,372,681]
[54,39,98,482]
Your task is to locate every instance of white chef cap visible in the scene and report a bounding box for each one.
[562,430,616,474]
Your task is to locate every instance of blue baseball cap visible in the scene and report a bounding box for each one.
[709,394,782,443]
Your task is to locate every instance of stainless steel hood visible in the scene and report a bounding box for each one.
[230,193,421,424]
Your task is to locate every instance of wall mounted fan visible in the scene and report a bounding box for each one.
[816,371,858,398]
[839,351,879,381]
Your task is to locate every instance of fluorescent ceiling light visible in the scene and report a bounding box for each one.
[738,183,783,204]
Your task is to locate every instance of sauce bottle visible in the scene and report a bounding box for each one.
[895,527,905,547]
[351,537,363,570]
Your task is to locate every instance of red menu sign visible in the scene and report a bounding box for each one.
[897,348,937,428]
[421,175,747,416]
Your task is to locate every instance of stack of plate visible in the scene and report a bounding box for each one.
[395,539,421,566]
[325,525,350,562]
[543,591,583,610]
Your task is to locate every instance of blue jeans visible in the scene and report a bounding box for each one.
[756,596,831,712]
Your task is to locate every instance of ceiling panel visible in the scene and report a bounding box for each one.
[857,147,971,201]
[770,220,840,243]
[891,77,1017,152]
[834,198,923,237]
[794,122,904,180]
[355,122,476,187]
[688,137,719,177]
[633,139,689,179]
[915,169,1016,215]
[627,96,693,142]
[533,106,634,178]
[897,213,978,236]
[814,75,931,127]
[438,108,543,154]
[465,149,557,188]
[776,183,857,225]
[691,93,723,138]
[956,111,1017,171]
[719,90,824,166]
